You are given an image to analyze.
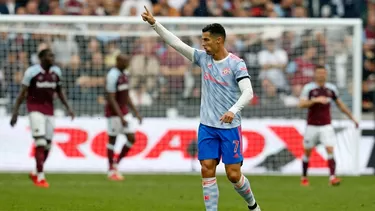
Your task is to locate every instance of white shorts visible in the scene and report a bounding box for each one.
[304,125,336,149]
[29,111,55,140]
[107,113,137,136]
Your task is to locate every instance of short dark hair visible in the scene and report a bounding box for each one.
[202,23,226,40]
[315,65,326,71]
[38,49,51,59]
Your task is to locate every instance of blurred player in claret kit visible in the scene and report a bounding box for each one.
[142,7,261,211]
[10,49,75,188]
[298,65,359,187]
[105,54,142,181]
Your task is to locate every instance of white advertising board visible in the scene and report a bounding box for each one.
[0,117,373,175]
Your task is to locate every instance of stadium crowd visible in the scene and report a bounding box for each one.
[0,0,373,117]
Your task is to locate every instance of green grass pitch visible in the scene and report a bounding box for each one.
[0,173,375,211]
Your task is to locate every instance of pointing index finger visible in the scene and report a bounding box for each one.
[144,6,150,14]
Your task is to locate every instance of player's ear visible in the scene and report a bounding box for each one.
[216,36,221,44]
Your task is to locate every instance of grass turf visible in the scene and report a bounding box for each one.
[0,174,374,211]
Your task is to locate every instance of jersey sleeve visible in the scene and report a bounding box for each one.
[22,67,35,87]
[329,83,339,100]
[193,49,206,67]
[300,84,310,100]
[234,61,250,82]
[53,66,63,86]
[106,70,118,93]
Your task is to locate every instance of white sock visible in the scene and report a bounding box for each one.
[37,172,45,181]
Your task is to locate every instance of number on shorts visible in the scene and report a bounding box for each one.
[233,140,240,153]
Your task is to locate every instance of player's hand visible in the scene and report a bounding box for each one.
[121,118,128,127]
[352,119,359,128]
[220,111,235,124]
[68,109,75,121]
[313,96,329,104]
[141,6,156,25]
[136,114,143,124]
[10,114,18,127]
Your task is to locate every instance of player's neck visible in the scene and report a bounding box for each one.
[41,64,52,71]
[316,81,325,87]
[212,48,229,61]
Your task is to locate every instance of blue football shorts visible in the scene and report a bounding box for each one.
[197,123,243,165]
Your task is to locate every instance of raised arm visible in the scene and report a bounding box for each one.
[141,6,194,61]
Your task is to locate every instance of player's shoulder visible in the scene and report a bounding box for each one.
[25,64,42,73]
[51,65,62,77]
[303,82,318,90]
[325,82,338,91]
[194,49,208,60]
[229,53,244,63]
[24,64,43,79]
[107,67,121,77]
[228,53,247,69]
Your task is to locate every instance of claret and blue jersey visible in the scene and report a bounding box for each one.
[22,64,62,116]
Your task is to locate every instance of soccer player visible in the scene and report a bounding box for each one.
[142,7,261,211]
[298,65,359,186]
[105,54,142,181]
[10,49,74,188]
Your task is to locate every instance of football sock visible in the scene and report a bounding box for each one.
[202,177,219,211]
[107,143,115,170]
[117,142,133,163]
[37,172,45,182]
[233,174,256,207]
[35,146,45,181]
[302,154,309,177]
[44,141,51,162]
[327,153,336,178]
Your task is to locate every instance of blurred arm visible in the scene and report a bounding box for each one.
[12,85,28,116]
[335,98,355,121]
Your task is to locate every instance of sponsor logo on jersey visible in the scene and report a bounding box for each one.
[207,63,212,69]
[204,72,229,86]
[36,81,57,88]
[118,84,129,91]
[222,67,230,75]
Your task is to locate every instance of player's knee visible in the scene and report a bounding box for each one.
[35,137,47,147]
[107,143,115,150]
[45,140,52,150]
[225,164,242,183]
[304,148,312,157]
[226,169,241,183]
[126,134,136,144]
[108,136,116,145]
[200,160,216,177]
[124,141,134,148]
[326,147,334,155]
